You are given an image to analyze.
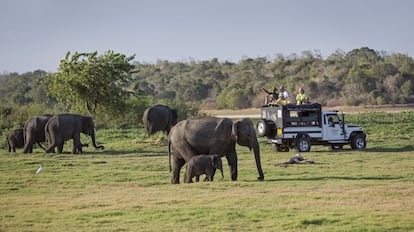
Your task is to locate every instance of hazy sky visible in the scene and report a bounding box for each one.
[1,0,413,73]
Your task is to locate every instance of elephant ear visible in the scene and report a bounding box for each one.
[82,117,94,133]
[214,118,235,140]
[213,155,221,166]
[211,155,221,167]
[171,109,178,125]
[231,120,240,141]
[210,155,216,166]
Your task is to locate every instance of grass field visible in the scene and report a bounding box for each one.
[1,111,414,231]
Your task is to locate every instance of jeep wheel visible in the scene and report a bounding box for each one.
[296,136,311,152]
[256,120,267,137]
[351,133,366,150]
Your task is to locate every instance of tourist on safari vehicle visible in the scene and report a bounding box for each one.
[296,87,308,105]
[262,87,278,104]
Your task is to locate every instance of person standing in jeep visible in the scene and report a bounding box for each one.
[279,85,289,100]
[296,88,308,105]
[262,87,278,104]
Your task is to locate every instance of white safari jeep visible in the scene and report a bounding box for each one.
[256,103,366,152]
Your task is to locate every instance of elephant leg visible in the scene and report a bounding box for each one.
[72,134,82,154]
[72,139,77,154]
[45,146,53,153]
[184,168,189,183]
[29,143,33,153]
[78,143,88,153]
[7,138,11,152]
[46,143,56,153]
[209,172,215,181]
[72,141,83,154]
[23,142,33,153]
[184,167,193,183]
[46,137,60,153]
[207,169,216,181]
[78,144,83,153]
[58,143,64,153]
[226,154,238,181]
[185,174,193,183]
[195,175,200,182]
[171,158,186,184]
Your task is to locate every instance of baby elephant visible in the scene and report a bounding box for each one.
[6,128,24,152]
[185,154,224,183]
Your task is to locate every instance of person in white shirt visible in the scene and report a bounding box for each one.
[279,85,289,99]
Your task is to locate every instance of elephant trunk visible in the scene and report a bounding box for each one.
[252,140,265,181]
[91,131,104,150]
[219,166,224,179]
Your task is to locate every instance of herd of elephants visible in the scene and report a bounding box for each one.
[5,104,265,184]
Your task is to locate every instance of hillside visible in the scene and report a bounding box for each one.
[0,47,414,130]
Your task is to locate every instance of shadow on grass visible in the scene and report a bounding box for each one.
[363,145,414,152]
[42,149,168,157]
[298,145,414,153]
[262,175,404,182]
[98,149,167,157]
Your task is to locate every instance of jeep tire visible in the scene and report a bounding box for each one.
[296,136,311,152]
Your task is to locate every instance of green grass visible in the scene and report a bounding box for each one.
[1,112,414,231]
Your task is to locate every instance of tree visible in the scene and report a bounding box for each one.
[46,51,135,117]
[0,71,50,105]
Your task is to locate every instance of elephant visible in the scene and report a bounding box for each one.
[168,116,264,184]
[184,154,224,183]
[45,114,104,154]
[143,104,178,136]
[6,128,24,152]
[23,114,53,153]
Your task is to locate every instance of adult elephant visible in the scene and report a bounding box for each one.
[6,128,24,152]
[45,114,104,154]
[168,116,264,184]
[143,104,178,136]
[23,114,53,153]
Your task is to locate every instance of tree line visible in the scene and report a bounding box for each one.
[1,47,413,131]
[135,47,414,108]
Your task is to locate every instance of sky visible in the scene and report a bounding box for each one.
[1,0,414,73]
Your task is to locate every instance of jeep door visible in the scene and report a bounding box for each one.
[322,114,345,141]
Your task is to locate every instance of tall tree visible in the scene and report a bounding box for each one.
[46,51,135,117]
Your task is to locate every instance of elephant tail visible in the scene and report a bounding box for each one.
[37,142,46,151]
[23,127,27,145]
[168,140,172,172]
[45,125,51,147]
